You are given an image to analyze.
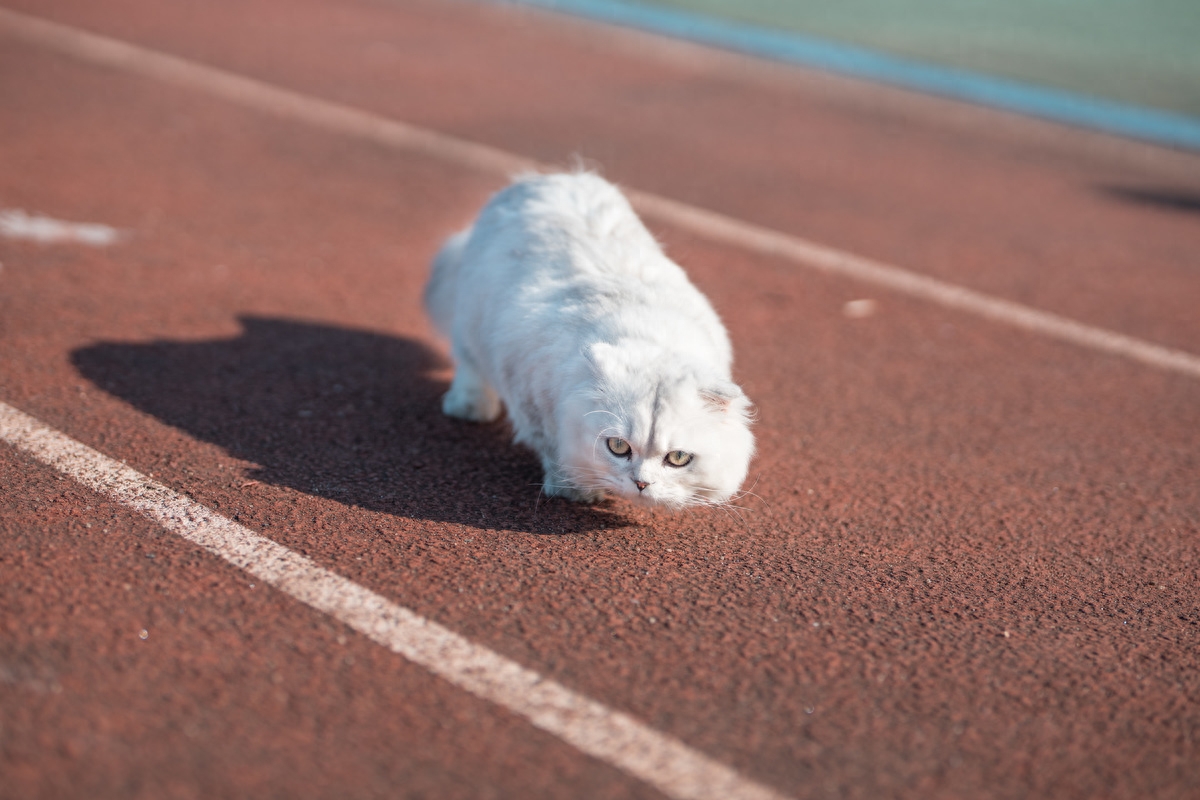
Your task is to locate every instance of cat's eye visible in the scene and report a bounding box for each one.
[606,438,632,457]
[664,450,693,467]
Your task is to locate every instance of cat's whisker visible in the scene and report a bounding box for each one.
[693,482,758,510]
[684,491,754,524]
[726,476,770,510]
[691,496,739,520]
[708,505,739,524]
[731,493,767,511]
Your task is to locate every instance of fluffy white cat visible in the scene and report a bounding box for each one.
[425,172,754,508]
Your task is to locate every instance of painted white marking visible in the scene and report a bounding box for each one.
[842,298,878,319]
[625,191,1200,379]
[0,400,789,800]
[0,8,535,177]
[1,6,1198,382]
[0,209,121,246]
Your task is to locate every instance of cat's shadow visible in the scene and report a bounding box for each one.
[71,316,633,534]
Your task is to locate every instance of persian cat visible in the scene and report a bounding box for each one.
[425,172,754,508]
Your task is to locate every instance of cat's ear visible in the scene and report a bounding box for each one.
[701,382,753,418]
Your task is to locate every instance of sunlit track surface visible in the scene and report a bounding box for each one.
[1,0,1198,797]
[2,6,1197,379]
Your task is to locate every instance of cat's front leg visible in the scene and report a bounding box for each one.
[539,454,605,503]
[442,356,502,422]
[542,479,606,504]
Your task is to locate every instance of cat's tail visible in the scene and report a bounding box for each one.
[424,227,471,340]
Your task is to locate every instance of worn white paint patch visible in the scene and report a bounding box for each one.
[842,299,878,319]
[0,400,790,800]
[0,209,122,246]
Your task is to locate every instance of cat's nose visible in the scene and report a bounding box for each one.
[633,479,649,492]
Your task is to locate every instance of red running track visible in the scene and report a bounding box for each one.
[1,1,1198,798]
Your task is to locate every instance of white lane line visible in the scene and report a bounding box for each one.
[0,208,122,245]
[2,6,1198,381]
[627,191,1200,379]
[0,7,535,177]
[0,400,789,800]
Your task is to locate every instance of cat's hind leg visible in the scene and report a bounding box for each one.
[442,356,502,422]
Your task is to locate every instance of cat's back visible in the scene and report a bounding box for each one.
[468,172,663,281]
[452,172,728,357]
[481,172,637,234]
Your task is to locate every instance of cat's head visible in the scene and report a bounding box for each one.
[560,343,755,508]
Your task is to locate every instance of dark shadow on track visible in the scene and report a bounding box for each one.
[71,316,633,534]
[1101,185,1200,216]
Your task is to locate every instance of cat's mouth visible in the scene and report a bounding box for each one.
[616,486,656,506]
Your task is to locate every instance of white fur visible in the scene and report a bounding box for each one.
[425,173,754,508]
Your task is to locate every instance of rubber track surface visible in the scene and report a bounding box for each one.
[1,0,1198,798]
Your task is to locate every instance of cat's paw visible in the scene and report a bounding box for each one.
[441,387,502,422]
[542,481,605,504]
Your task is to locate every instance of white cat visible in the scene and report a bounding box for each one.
[424,172,754,508]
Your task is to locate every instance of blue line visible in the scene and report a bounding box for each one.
[507,0,1200,152]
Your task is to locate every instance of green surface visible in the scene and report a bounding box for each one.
[640,0,1200,117]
